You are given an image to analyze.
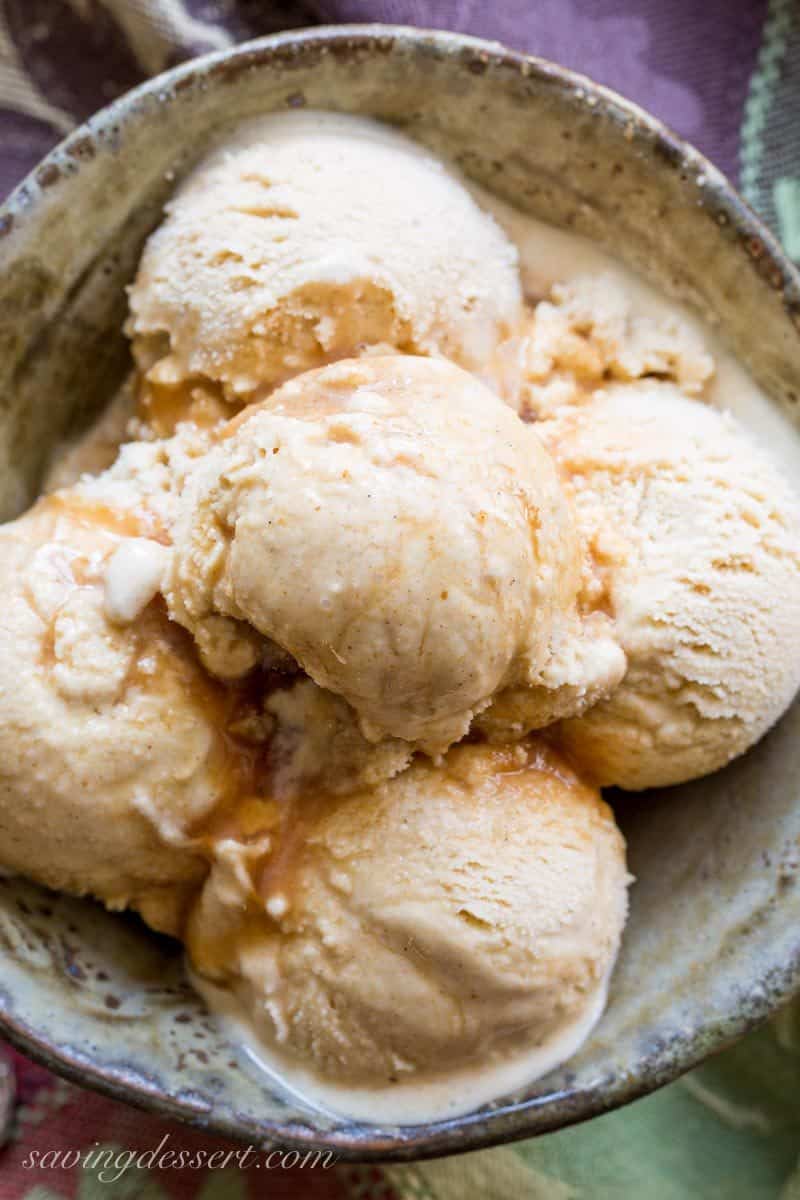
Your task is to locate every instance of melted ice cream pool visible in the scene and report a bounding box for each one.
[194,968,612,1126]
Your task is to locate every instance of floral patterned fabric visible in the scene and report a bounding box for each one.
[2,1,800,1196]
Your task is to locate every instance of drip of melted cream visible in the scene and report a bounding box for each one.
[192,967,612,1126]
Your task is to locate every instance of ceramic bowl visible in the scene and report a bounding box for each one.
[1,25,800,1163]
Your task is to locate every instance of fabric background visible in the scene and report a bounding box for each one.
[2,2,800,1197]
[0,0,773,200]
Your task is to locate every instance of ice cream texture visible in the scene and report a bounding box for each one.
[542,382,800,789]
[0,499,244,935]
[128,110,523,428]
[165,354,621,752]
[187,739,629,1119]
[502,272,715,420]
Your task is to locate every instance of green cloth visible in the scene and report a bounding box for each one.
[381,1009,800,1199]
[742,0,800,256]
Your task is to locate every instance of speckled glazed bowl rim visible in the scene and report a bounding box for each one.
[2,23,800,1163]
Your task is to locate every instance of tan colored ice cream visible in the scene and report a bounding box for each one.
[65,418,215,536]
[503,272,715,419]
[128,110,523,429]
[0,498,251,935]
[165,355,621,753]
[186,739,629,1122]
[541,381,800,789]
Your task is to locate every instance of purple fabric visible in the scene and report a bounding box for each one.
[0,1,768,197]
[314,0,768,183]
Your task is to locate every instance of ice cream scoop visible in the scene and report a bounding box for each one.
[542,381,800,789]
[128,110,522,430]
[164,355,614,753]
[187,738,629,1123]
[0,498,251,935]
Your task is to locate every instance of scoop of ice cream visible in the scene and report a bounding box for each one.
[496,273,714,419]
[186,739,629,1119]
[128,109,522,427]
[0,499,249,934]
[543,382,800,789]
[164,355,596,753]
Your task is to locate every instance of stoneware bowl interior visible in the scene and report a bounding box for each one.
[1,24,800,1162]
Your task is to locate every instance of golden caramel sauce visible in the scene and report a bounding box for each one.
[218,354,428,442]
[136,372,232,438]
[33,492,152,539]
[253,791,327,912]
[38,619,56,671]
